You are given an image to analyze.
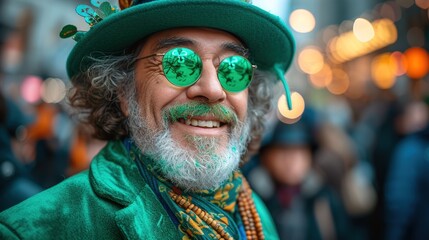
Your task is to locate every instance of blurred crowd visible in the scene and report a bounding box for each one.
[1,0,429,240]
[244,100,429,240]
[0,0,106,211]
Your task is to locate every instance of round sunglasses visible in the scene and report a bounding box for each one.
[136,47,256,93]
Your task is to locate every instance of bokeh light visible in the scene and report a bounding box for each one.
[374,18,398,43]
[297,47,325,74]
[21,75,43,103]
[404,47,429,79]
[353,18,375,42]
[41,78,67,103]
[416,0,429,9]
[289,9,316,33]
[371,53,397,89]
[277,92,305,124]
[328,18,397,63]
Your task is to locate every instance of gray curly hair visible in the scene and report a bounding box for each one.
[68,48,278,144]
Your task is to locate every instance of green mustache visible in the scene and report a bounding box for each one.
[163,102,238,124]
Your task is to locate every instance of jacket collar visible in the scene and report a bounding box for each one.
[89,140,181,239]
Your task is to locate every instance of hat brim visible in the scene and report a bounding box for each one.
[66,0,295,79]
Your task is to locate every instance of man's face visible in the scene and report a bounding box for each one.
[262,146,312,186]
[133,28,249,153]
[125,28,251,191]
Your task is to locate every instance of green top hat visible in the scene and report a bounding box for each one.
[63,0,296,80]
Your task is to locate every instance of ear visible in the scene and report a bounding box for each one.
[119,94,129,117]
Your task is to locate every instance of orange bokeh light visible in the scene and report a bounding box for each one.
[371,53,397,89]
[404,47,429,79]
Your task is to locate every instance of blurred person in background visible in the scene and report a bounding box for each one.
[314,123,357,195]
[24,101,73,188]
[384,98,429,240]
[67,123,105,176]
[0,92,43,211]
[0,0,101,205]
[0,0,42,211]
[369,98,428,240]
[314,122,376,240]
[248,109,352,240]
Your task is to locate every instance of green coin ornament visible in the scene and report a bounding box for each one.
[60,1,120,42]
[59,25,78,39]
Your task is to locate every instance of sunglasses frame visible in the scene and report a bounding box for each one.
[135,47,257,93]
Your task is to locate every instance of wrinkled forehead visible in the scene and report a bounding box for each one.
[136,27,249,57]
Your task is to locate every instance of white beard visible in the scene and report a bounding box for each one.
[127,97,250,192]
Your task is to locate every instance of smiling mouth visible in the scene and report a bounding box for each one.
[178,118,224,128]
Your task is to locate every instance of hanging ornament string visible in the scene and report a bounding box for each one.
[237,177,265,240]
[169,177,265,240]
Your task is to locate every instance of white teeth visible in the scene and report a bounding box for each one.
[184,118,221,128]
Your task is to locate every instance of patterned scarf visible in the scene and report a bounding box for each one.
[130,143,246,239]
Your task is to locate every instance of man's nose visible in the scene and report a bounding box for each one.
[185,59,226,103]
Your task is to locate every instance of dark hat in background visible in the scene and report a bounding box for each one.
[262,108,319,150]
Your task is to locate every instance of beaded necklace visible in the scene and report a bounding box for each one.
[169,177,265,240]
[128,140,265,239]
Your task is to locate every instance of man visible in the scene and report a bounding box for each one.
[248,111,352,240]
[384,100,429,240]
[0,0,295,239]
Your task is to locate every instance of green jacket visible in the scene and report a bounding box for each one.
[0,141,279,239]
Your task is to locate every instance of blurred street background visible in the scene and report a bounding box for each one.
[1,0,428,239]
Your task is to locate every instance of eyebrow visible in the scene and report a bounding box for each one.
[153,37,195,52]
[153,37,249,57]
[221,42,250,57]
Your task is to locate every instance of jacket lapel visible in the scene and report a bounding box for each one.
[89,141,182,239]
[115,185,182,240]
